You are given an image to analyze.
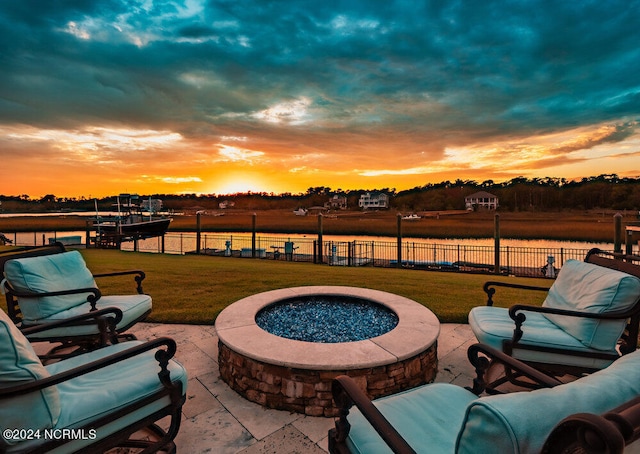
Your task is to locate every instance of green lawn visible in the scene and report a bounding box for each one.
[80,249,549,325]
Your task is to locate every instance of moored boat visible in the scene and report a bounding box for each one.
[94,194,172,240]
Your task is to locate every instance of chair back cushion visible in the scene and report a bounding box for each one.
[541,259,640,350]
[456,348,640,453]
[3,250,97,323]
[0,309,60,444]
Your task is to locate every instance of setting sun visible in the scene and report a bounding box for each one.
[212,173,275,195]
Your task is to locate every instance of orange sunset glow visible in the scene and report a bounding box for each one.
[1,2,639,198]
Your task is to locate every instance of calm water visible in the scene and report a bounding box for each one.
[4,230,618,253]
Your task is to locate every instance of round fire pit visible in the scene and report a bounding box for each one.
[216,286,440,417]
[255,294,399,343]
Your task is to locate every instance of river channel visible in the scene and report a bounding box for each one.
[6,230,617,253]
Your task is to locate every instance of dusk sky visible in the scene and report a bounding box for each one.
[1,0,639,198]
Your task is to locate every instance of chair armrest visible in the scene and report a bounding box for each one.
[330,375,417,454]
[0,337,177,398]
[6,284,102,311]
[466,343,562,395]
[508,304,635,344]
[509,304,634,320]
[92,270,146,294]
[20,307,125,349]
[20,307,124,334]
[483,281,550,306]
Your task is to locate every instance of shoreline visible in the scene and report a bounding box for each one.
[1,209,638,244]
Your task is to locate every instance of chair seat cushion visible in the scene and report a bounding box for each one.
[0,309,60,443]
[456,348,640,454]
[345,383,477,454]
[468,306,617,369]
[46,341,188,430]
[24,294,152,339]
[4,251,97,321]
[542,259,640,350]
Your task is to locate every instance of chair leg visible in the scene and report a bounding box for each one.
[115,423,177,454]
[484,362,547,394]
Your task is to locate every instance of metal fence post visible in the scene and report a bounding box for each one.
[317,214,323,264]
[614,213,622,253]
[196,211,201,254]
[397,214,402,268]
[494,213,501,274]
[252,213,257,258]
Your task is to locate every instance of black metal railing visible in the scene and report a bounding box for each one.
[124,232,595,278]
[3,230,606,278]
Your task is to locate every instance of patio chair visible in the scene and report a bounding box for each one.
[468,248,640,392]
[328,343,640,454]
[0,306,186,453]
[1,245,152,359]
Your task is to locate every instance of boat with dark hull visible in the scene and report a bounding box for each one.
[93,194,172,242]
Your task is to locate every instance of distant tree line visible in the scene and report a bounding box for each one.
[393,174,640,212]
[1,174,639,213]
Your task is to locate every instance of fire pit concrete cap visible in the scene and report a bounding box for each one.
[215,286,440,370]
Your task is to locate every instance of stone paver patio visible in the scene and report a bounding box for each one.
[127,322,477,453]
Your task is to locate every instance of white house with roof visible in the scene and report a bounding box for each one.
[358,192,389,209]
[465,191,499,210]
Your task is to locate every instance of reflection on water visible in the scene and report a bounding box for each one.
[5,230,618,253]
[125,232,619,255]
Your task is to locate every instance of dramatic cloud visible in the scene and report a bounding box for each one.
[0,0,639,197]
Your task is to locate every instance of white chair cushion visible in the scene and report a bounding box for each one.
[542,259,640,350]
[0,309,60,445]
[4,251,97,323]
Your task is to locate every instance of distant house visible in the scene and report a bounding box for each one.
[358,192,389,210]
[218,200,235,209]
[465,191,499,211]
[141,198,163,213]
[324,195,347,210]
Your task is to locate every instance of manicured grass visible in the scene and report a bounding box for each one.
[80,249,550,325]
